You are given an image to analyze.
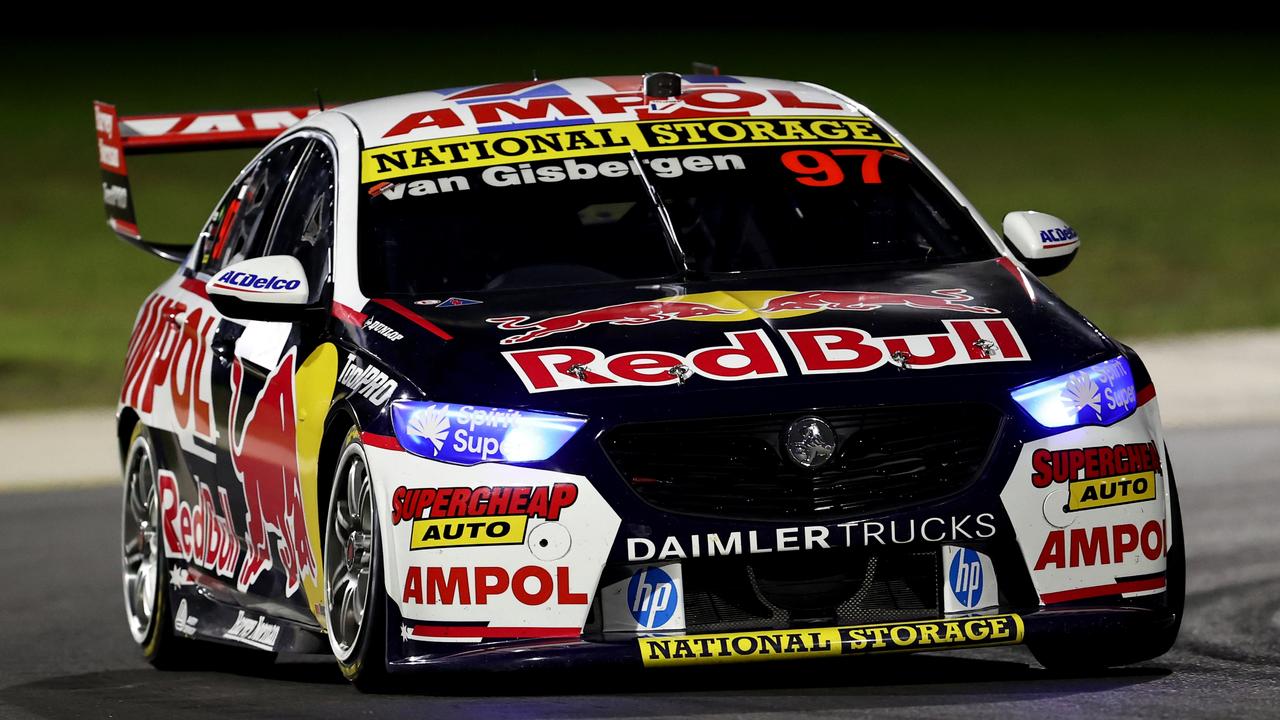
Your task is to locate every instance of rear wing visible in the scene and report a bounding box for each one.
[93,101,318,262]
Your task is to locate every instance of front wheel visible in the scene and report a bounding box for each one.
[324,429,392,691]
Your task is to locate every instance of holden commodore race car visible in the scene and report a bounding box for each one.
[97,71,1182,690]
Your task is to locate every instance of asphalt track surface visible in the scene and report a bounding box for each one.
[2,425,1279,719]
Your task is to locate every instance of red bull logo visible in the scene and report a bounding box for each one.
[229,351,317,597]
[757,289,998,315]
[488,289,998,345]
[488,300,743,345]
[505,319,1027,393]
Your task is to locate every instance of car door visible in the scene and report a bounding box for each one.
[207,137,340,625]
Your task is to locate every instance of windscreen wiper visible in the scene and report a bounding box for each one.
[629,150,693,277]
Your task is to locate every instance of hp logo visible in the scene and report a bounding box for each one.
[627,566,678,629]
[948,548,984,609]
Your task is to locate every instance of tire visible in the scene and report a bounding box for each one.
[1030,451,1185,670]
[324,428,392,692]
[121,421,192,668]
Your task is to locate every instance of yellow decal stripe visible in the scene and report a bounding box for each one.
[294,342,340,625]
[1068,471,1158,511]
[409,514,529,549]
[639,614,1024,667]
[362,116,902,182]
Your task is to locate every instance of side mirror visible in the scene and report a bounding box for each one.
[1002,211,1080,276]
[206,255,312,322]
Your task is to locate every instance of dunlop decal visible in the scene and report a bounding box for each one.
[639,614,1024,667]
[362,116,901,182]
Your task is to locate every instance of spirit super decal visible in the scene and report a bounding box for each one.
[363,116,899,182]
[505,319,1026,393]
[639,615,1023,667]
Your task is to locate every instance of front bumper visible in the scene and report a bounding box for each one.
[364,357,1174,672]
[384,604,1176,673]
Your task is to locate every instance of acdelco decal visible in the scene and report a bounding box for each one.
[363,115,898,182]
[1034,520,1165,570]
[505,320,1026,393]
[639,615,1023,667]
[210,270,301,293]
[158,470,240,579]
[120,293,216,440]
[391,483,578,550]
[400,565,587,606]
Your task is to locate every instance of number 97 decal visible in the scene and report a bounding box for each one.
[780,148,909,187]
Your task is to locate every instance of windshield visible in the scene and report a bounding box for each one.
[358,117,997,296]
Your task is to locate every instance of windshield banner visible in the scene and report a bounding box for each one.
[361,116,902,183]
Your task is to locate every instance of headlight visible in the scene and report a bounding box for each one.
[391,401,587,465]
[1011,356,1138,429]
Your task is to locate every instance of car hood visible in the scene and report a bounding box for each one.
[361,259,1117,419]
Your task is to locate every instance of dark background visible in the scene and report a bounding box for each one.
[1,21,1276,410]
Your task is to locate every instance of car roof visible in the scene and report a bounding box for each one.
[331,75,867,148]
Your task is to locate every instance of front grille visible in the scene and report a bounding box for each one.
[683,549,939,633]
[603,403,1001,521]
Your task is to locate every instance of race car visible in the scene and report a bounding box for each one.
[98,70,1182,690]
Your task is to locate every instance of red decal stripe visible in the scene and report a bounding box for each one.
[408,625,580,640]
[950,319,986,360]
[1040,576,1166,605]
[372,299,452,341]
[110,218,141,237]
[360,432,402,452]
[332,301,369,326]
[1138,383,1156,406]
[180,277,209,299]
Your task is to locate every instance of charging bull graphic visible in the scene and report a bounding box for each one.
[488,289,998,345]
[488,300,743,345]
[757,289,998,315]
[229,350,317,598]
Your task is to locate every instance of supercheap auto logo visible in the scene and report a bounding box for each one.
[361,116,900,182]
[639,615,1024,667]
[390,483,578,550]
[1031,442,1161,512]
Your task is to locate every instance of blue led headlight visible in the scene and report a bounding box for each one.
[391,401,587,465]
[1011,356,1138,429]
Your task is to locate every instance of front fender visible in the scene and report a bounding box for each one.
[362,442,621,650]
